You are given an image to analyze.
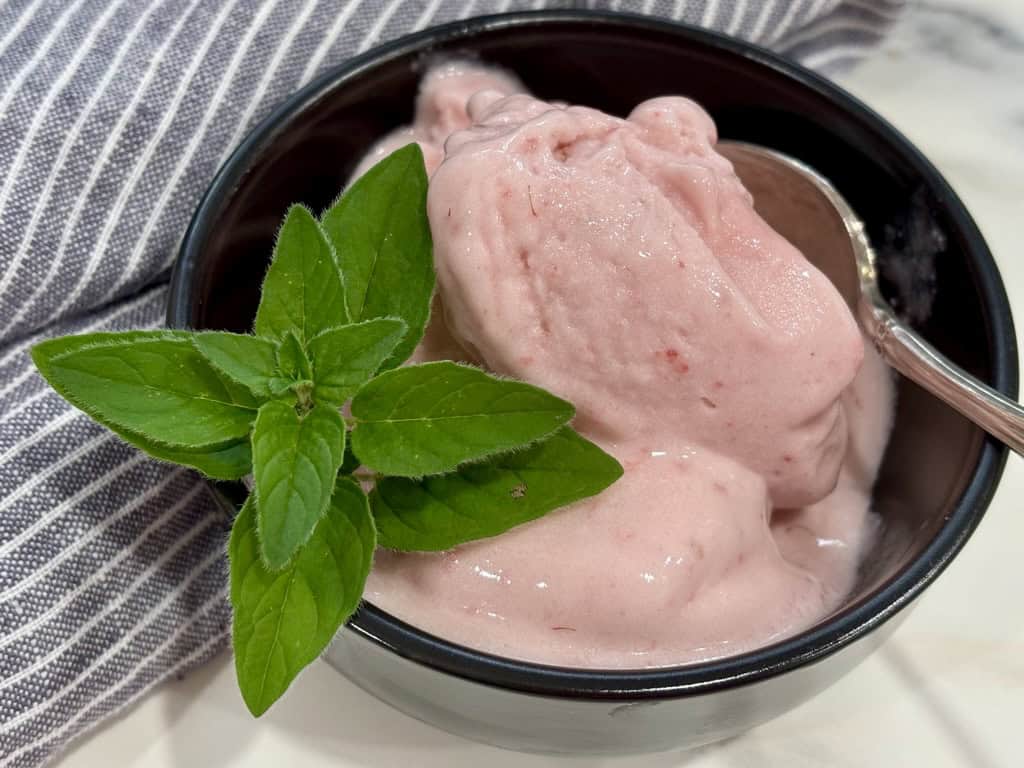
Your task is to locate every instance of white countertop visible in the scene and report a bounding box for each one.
[59,2,1024,766]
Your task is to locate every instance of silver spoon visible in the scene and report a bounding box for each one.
[719,141,1024,455]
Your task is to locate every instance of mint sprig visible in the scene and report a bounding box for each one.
[30,144,623,716]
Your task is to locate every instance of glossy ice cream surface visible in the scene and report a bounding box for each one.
[363,64,895,667]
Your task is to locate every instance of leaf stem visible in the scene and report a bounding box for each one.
[294,381,315,416]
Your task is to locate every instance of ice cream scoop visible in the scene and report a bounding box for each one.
[363,73,898,668]
[427,93,865,510]
[720,142,1024,455]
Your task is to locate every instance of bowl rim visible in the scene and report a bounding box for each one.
[168,9,1018,700]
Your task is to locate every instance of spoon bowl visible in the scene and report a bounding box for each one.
[721,141,1024,455]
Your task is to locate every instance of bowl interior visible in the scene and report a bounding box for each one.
[171,13,1015,694]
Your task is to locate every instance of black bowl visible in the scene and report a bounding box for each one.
[168,11,1017,755]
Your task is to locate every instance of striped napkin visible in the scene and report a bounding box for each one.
[0,1,905,765]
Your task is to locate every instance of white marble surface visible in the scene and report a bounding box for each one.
[58,2,1024,766]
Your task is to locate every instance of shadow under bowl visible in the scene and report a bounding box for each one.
[167,11,1017,755]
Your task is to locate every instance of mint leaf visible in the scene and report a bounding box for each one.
[30,329,191,358]
[193,332,278,397]
[32,332,258,449]
[371,427,622,550]
[350,361,574,476]
[254,205,348,344]
[113,427,252,480]
[321,144,433,370]
[276,331,313,384]
[308,318,406,405]
[252,400,345,569]
[230,479,376,716]
[34,331,253,477]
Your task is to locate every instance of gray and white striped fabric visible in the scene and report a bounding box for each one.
[0,0,904,765]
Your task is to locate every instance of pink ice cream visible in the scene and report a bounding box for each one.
[363,64,894,668]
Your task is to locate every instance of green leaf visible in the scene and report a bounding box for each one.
[254,205,349,344]
[230,479,376,716]
[321,144,434,370]
[307,318,406,405]
[276,331,313,384]
[31,330,192,358]
[112,426,252,480]
[35,331,253,477]
[371,428,622,550]
[193,332,279,397]
[252,400,345,569]
[350,361,574,477]
[32,332,258,449]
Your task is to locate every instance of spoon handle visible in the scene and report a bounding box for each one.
[861,300,1024,455]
